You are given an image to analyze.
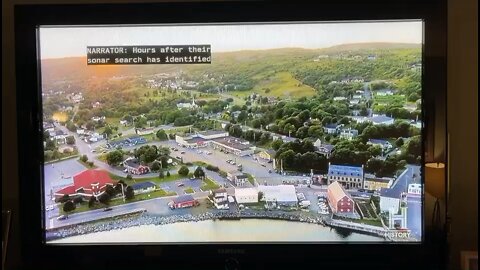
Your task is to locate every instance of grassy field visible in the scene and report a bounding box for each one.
[230,72,316,99]
[201,178,220,191]
[184,187,195,194]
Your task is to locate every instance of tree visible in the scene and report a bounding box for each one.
[88,196,96,208]
[126,174,133,180]
[271,139,284,151]
[105,185,116,197]
[158,170,165,178]
[166,171,171,177]
[194,167,205,179]
[151,161,161,171]
[97,193,111,205]
[45,139,56,151]
[73,196,83,204]
[178,165,189,176]
[258,191,264,201]
[80,155,88,163]
[66,121,76,132]
[102,125,114,138]
[395,137,404,147]
[87,161,94,167]
[125,186,134,200]
[63,200,76,213]
[106,150,123,165]
[156,129,168,140]
[58,194,70,203]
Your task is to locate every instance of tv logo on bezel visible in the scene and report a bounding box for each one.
[385,229,412,239]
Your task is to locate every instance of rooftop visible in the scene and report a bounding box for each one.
[258,185,297,202]
[328,164,364,177]
[130,181,156,190]
[327,181,352,202]
[212,136,252,151]
[368,139,391,145]
[56,169,114,195]
[124,158,145,169]
[172,194,195,204]
[380,187,400,199]
[325,123,339,129]
[235,187,258,197]
[198,130,228,136]
[370,115,394,124]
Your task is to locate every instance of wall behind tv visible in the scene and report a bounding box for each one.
[1,0,477,269]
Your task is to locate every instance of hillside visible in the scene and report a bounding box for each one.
[41,42,421,86]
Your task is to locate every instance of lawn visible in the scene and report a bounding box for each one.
[200,178,220,191]
[108,172,183,185]
[334,216,384,227]
[230,72,316,99]
[60,188,177,215]
[184,187,195,194]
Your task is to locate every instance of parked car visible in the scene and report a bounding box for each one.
[177,182,185,187]
[180,151,186,154]
[104,207,113,212]
[57,215,68,220]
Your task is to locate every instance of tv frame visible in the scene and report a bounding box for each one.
[14,1,447,269]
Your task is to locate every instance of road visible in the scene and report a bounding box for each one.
[48,190,212,229]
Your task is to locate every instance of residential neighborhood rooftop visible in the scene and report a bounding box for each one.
[130,181,156,190]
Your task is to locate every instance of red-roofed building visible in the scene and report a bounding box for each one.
[327,181,355,214]
[54,169,115,199]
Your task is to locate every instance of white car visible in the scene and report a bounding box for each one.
[45,205,54,211]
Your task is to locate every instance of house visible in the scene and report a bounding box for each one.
[379,188,401,214]
[168,195,198,209]
[376,89,395,96]
[367,55,377,60]
[92,101,102,108]
[367,139,393,150]
[76,129,85,135]
[235,188,259,204]
[258,185,297,207]
[227,171,249,187]
[136,127,155,135]
[54,130,67,144]
[119,120,128,126]
[123,157,150,175]
[212,188,229,209]
[91,116,106,122]
[370,115,394,126]
[327,181,355,214]
[323,123,341,134]
[327,163,364,189]
[43,122,55,132]
[176,96,198,110]
[130,181,156,195]
[54,169,115,199]
[339,128,358,140]
[349,99,360,105]
[316,144,335,158]
[363,176,394,191]
[333,96,347,101]
[256,149,276,162]
[352,94,363,99]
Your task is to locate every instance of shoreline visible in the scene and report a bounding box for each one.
[46,211,327,241]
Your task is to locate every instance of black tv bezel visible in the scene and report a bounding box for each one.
[15,1,446,269]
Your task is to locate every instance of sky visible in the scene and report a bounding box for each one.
[39,21,423,59]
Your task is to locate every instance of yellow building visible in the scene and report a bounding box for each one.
[363,177,394,191]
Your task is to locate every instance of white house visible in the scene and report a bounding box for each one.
[367,139,393,150]
[370,115,395,126]
[323,124,341,134]
[212,188,229,209]
[235,188,259,204]
[333,96,347,101]
[380,188,401,214]
[339,128,358,140]
[76,129,85,135]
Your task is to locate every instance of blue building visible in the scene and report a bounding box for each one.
[327,163,365,189]
[130,181,157,194]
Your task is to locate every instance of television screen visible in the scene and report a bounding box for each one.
[39,21,424,244]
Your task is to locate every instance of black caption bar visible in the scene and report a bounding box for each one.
[86,45,211,65]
